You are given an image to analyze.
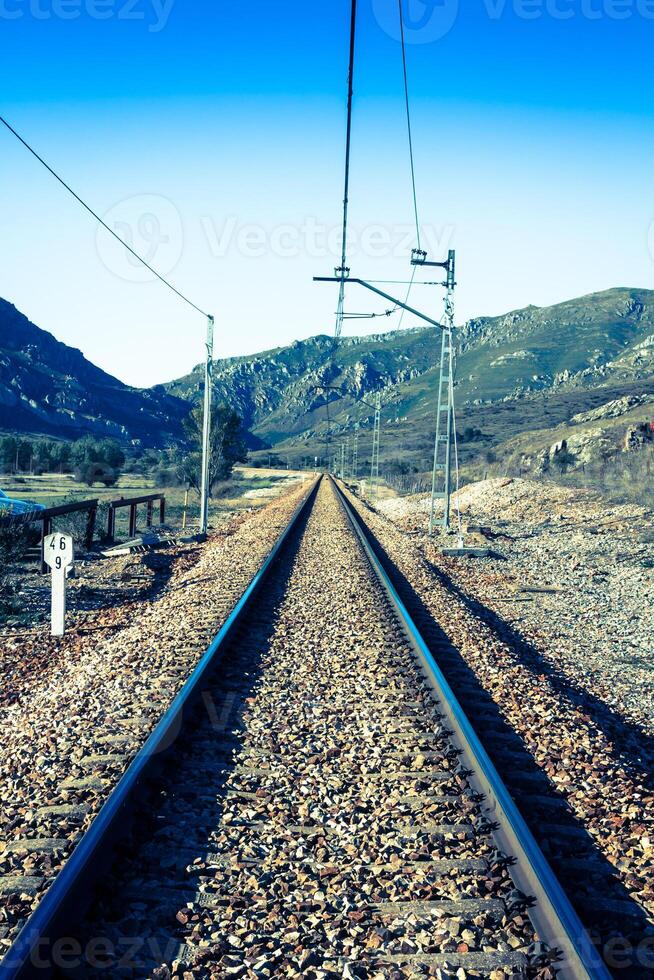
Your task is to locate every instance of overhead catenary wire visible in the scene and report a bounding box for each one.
[334,0,357,340]
[396,265,417,329]
[0,114,209,320]
[324,0,427,468]
[398,0,421,252]
[0,112,216,535]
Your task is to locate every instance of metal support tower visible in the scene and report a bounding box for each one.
[344,436,350,480]
[429,251,457,533]
[199,314,214,538]
[352,424,359,480]
[340,442,346,479]
[370,392,381,499]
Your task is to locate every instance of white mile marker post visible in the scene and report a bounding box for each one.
[43,532,74,637]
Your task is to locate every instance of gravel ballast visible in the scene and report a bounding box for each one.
[0,478,312,952]
[375,478,654,727]
[68,480,547,979]
[348,481,654,971]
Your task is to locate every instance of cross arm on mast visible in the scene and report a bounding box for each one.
[313,276,445,330]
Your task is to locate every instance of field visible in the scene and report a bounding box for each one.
[0,465,309,540]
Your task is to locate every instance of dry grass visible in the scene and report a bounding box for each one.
[0,466,309,542]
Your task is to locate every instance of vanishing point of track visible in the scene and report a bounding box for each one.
[2,478,610,979]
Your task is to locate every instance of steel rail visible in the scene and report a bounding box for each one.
[1,477,321,980]
[329,476,611,980]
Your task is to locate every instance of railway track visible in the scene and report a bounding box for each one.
[2,478,610,979]
[337,483,654,979]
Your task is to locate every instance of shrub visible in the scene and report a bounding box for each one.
[153,466,181,488]
[75,463,118,487]
[0,515,38,612]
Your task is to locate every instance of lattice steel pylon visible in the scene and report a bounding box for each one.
[199,315,215,538]
[429,252,457,534]
[370,392,381,499]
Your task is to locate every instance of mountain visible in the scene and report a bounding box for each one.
[0,299,189,445]
[455,288,654,402]
[165,328,437,445]
[166,287,654,464]
[2,288,653,465]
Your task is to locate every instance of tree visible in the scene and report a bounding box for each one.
[178,401,248,494]
[55,442,72,474]
[77,462,118,487]
[98,439,126,470]
[33,441,57,475]
[16,440,32,472]
[0,437,17,474]
[71,437,124,484]
[461,426,484,443]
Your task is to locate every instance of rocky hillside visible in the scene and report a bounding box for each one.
[456,288,654,403]
[2,287,653,461]
[165,327,436,445]
[0,299,189,445]
[486,392,654,476]
[167,287,654,462]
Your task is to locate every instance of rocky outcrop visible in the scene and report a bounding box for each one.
[624,421,654,452]
[570,395,654,426]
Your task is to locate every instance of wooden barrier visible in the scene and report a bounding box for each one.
[38,500,98,573]
[106,493,166,542]
[0,499,99,574]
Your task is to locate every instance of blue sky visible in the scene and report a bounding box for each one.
[1,0,653,386]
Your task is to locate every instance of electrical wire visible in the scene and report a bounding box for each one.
[397,265,417,329]
[341,309,396,319]
[398,0,421,251]
[0,114,210,319]
[335,0,358,340]
[365,279,439,285]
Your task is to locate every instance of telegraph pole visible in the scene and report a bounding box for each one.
[199,314,214,539]
[352,423,359,480]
